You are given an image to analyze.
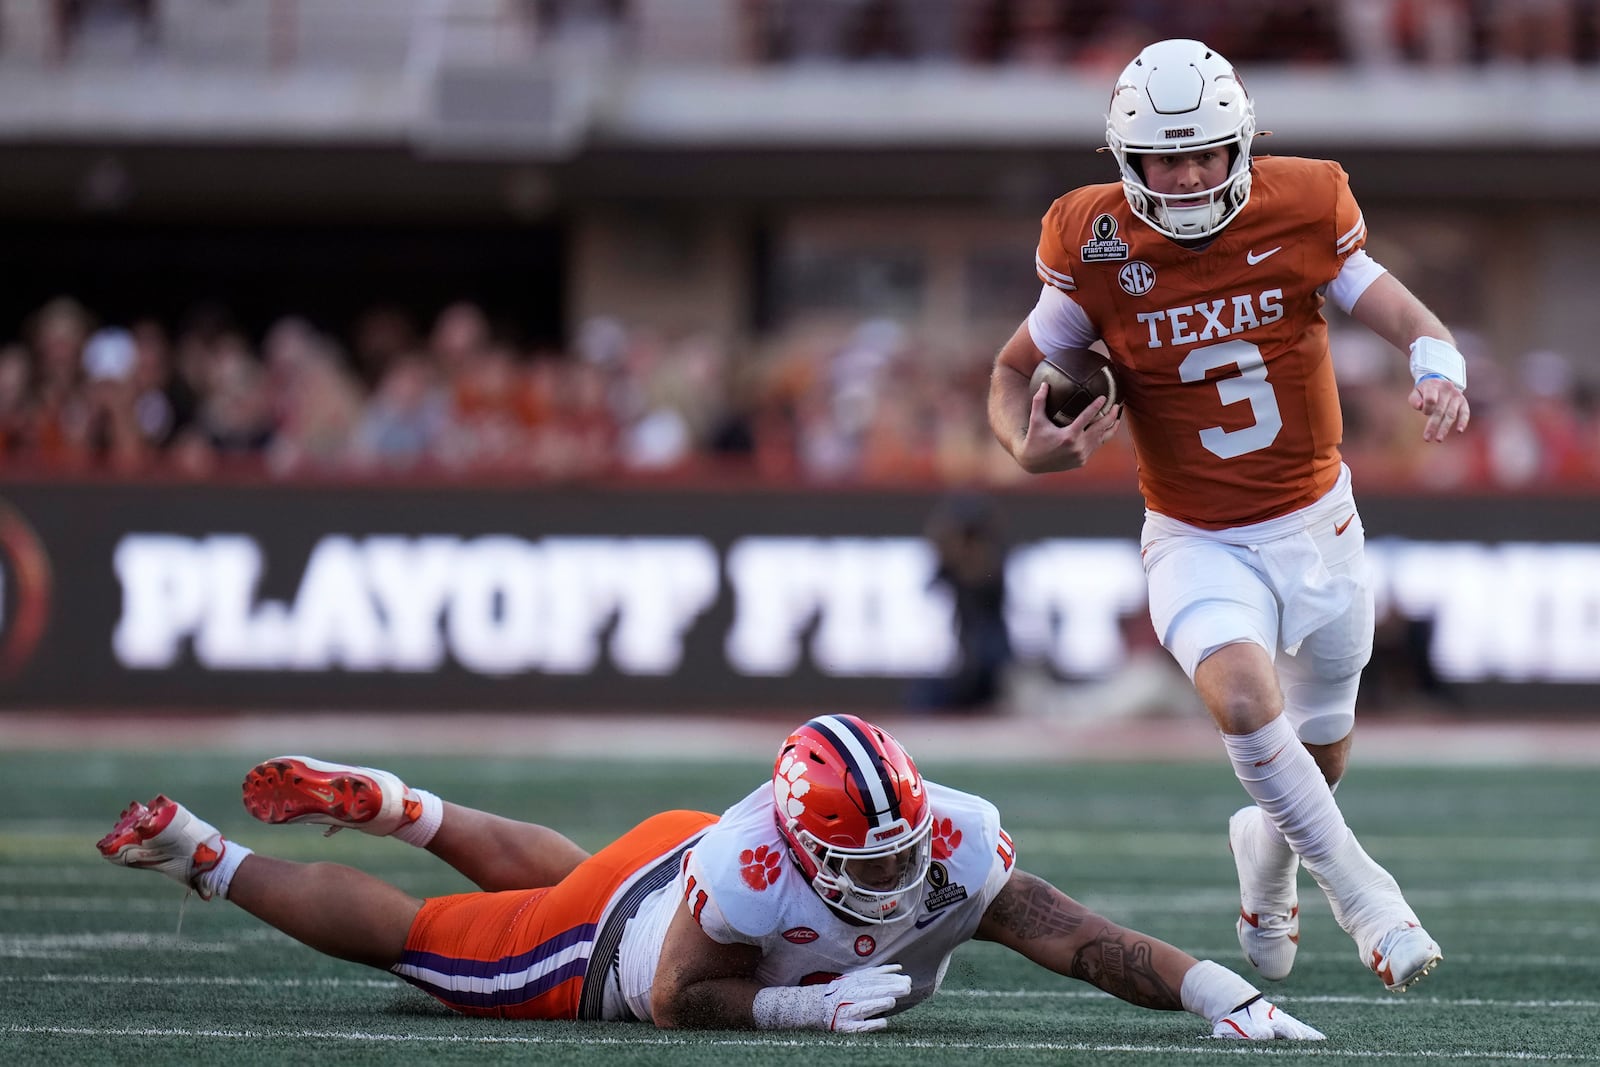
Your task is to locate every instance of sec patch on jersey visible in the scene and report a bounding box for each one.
[1029,351,1119,426]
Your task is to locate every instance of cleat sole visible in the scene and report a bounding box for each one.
[242,758,383,826]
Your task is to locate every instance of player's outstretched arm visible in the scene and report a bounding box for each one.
[1347,271,1470,443]
[987,322,1121,474]
[650,902,909,1032]
[974,869,1323,1040]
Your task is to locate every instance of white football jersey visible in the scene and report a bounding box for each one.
[615,780,1016,1022]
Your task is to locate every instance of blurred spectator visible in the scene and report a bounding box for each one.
[23,296,94,465]
[0,345,31,459]
[1337,0,1472,69]
[779,0,976,63]
[909,491,1012,712]
[350,305,421,391]
[128,317,192,450]
[193,333,274,458]
[262,317,366,476]
[352,352,453,471]
[80,326,150,471]
[1482,0,1580,67]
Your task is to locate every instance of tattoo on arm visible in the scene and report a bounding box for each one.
[988,871,1087,940]
[1070,927,1183,1011]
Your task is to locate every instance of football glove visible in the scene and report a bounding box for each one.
[1212,994,1326,1041]
[822,964,912,1032]
[750,963,912,1033]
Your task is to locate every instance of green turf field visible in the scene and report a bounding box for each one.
[2,748,1596,1066]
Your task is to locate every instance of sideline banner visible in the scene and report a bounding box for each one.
[0,481,1595,711]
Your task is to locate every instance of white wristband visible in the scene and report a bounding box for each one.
[1180,960,1261,1024]
[751,985,828,1030]
[1408,336,1466,389]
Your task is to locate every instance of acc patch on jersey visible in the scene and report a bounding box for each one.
[923,861,969,912]
[1081,213,1130,262]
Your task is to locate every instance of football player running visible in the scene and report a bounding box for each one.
[99,714,1322,1040]
[987,38,1461,992]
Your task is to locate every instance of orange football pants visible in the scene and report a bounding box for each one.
[392,809,716,1019]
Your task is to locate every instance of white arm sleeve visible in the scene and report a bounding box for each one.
[1025,284,1099,355]
[1324,249,1387,314]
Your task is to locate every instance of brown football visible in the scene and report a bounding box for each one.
[1029,351,1119,427]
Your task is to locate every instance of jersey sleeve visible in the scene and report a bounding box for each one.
[1331,163,1367,267]
[974,816,1016,913]
[679,836,786,947]
[925,783,1017,921]
[1035,197,1080,295]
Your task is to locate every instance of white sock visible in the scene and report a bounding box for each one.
[1222,717,1350,865]
[392,789,443,848]
[1222,718,1411,944]
[1258,770,1340,852]
[200,841,253,901]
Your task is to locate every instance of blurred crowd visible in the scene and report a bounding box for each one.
[25,0,1600,71]
[746,0,1600,70]
[2,294,1596,489]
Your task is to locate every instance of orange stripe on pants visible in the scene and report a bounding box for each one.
[394,809,717,1019]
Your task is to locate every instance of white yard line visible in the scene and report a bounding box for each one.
[4,1023,1598,1059]
[1,974,1596,1012]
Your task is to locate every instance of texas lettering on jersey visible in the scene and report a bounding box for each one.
[1036,156,1365,528]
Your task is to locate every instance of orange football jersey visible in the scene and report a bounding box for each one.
[1035,156,1366,528]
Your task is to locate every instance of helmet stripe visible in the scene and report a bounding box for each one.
[806,715,901,826]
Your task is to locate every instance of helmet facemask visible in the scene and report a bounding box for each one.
[1105,39,1257,241]
[786,806,933,924]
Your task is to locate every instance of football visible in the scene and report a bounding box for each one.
[1028,351,1119,427]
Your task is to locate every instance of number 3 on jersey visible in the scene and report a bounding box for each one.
[1178,339,1283,459]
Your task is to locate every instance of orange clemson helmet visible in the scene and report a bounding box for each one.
[772,714,933,924]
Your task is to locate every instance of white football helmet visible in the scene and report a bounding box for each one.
[1105,39,1257,241]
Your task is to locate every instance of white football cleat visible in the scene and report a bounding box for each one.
[97,796,229,899]
[1368,921,1443,992]
[1229,806,1301,981]
[242,756,420,837]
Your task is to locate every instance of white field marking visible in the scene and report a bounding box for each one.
[4,1025,1600,1060]
[1014,830,1600,863]
[1081,881,1600,915]
[0,895,197,914]
[2,975,1595,1015]
[0,974,402,989]
[943,989,1600,1010]
[0,933,242,959]
[0,868,126,885]
[1175,948,1600,969]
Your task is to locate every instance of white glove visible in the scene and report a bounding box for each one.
[750,963,912,1033]
[821,964,912,1033]
[1211,994,1326,1041]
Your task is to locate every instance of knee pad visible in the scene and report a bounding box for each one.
[1283,672,1359,746]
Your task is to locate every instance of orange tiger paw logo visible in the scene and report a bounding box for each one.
[740,844,783,891]
[931,817,962,860]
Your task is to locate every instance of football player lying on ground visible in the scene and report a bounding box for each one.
[99,714,1322,1040]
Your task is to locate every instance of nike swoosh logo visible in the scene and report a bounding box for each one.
[1334,513,1355,536]
[1246,247,1282,265]
[1253,744,1288,768]
[913,914,943,929]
